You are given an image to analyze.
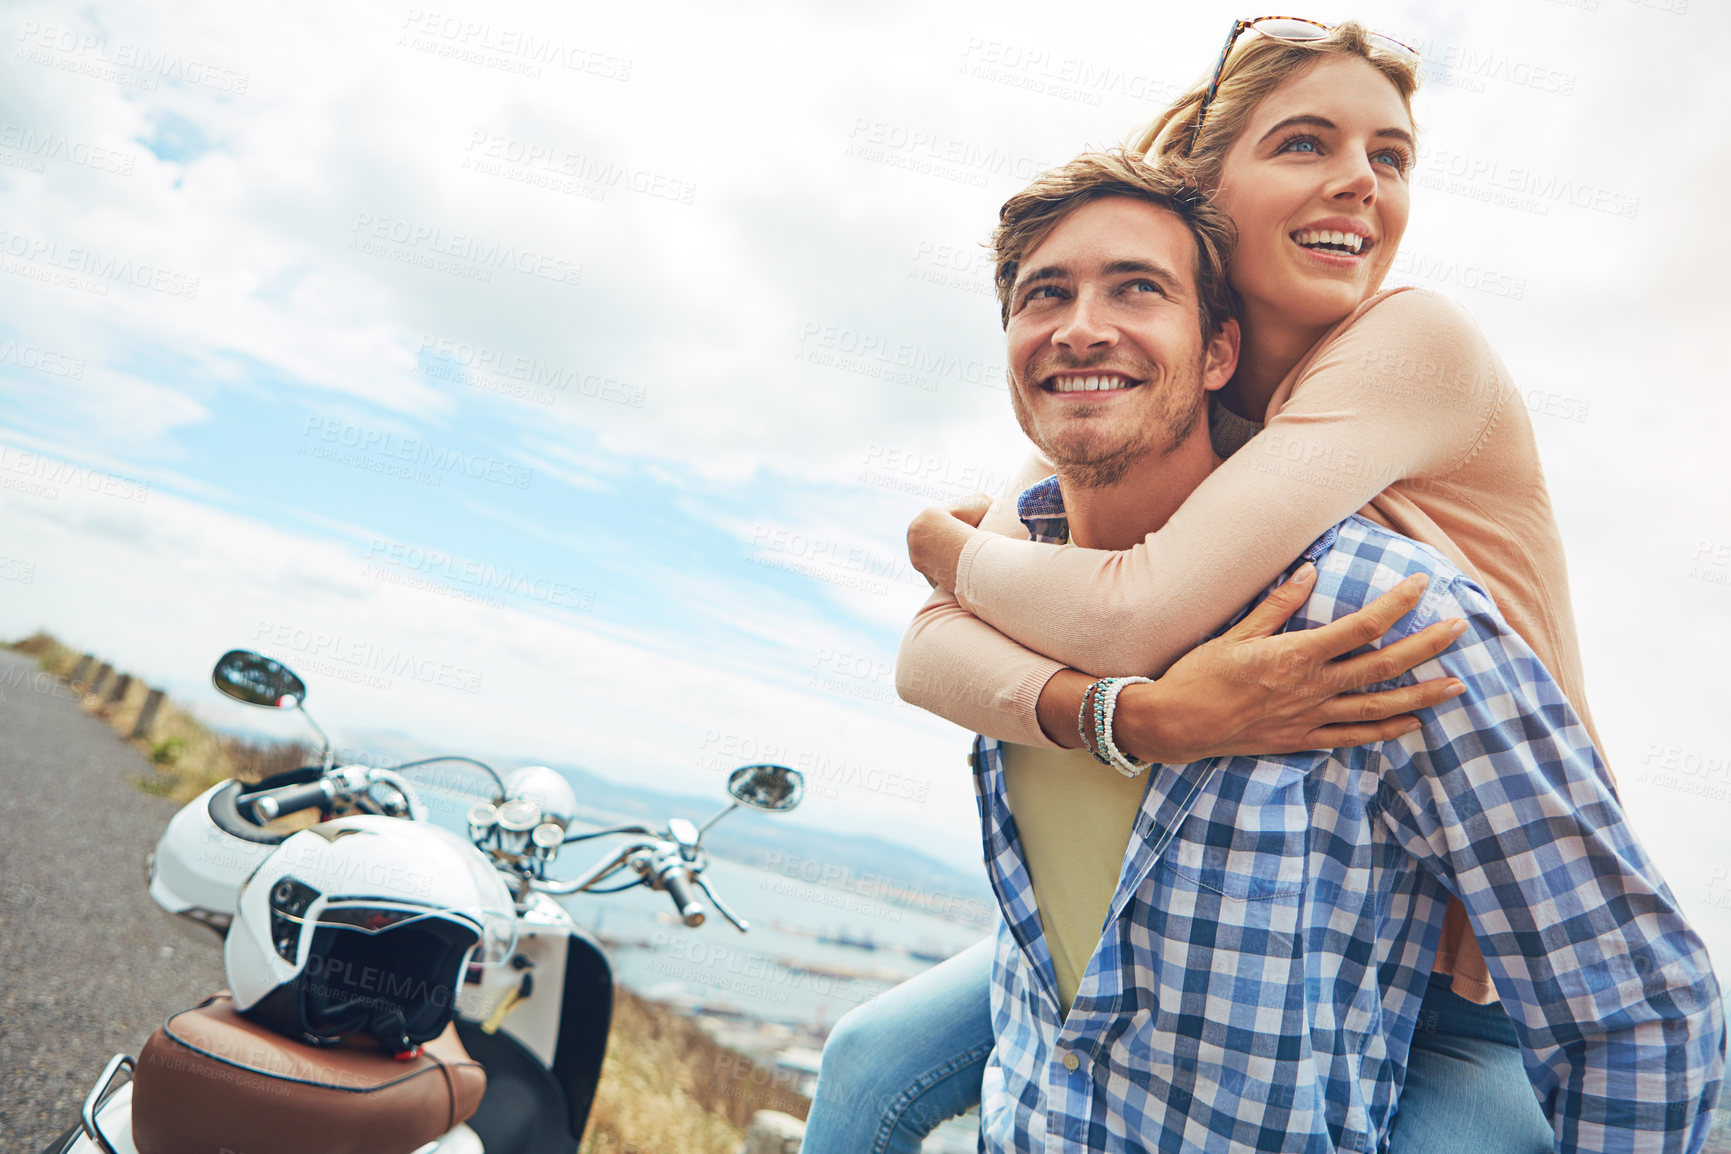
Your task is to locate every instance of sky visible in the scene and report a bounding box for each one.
[3,0,1730,963]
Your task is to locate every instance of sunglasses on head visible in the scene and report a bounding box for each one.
[1195,17,1420,134]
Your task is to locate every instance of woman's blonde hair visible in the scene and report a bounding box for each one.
[1131,21,1420,192]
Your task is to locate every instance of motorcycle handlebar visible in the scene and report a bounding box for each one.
[246,779,332,823]
[660,865,706,928]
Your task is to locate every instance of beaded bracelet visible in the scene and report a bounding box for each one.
[1091,678,1116,768]
[1077,676,1155,775]
[1097,676,1156,778]
[1077,679,1111,766]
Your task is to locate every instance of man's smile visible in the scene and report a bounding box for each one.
[1040,372,1143,395]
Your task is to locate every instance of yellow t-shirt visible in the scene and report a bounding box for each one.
[1000,741,1147,1014]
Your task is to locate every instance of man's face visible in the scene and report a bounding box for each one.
[1005,196,1230,489]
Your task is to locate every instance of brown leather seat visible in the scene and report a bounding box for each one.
[131,992,486,1154]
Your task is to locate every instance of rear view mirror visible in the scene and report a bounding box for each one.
[726,764,803,813]
[212,650,307,709]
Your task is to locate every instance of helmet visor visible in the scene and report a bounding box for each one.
[316,900,517,967]
[298,915,482,1046]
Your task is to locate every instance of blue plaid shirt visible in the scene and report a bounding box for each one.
[975,477,1724,1153]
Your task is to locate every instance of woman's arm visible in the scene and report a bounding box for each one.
[897,449,1066,747]
[903,557,1467,760]
[949,291,1501,675]
[897,589,1068,747]
[1043,568,1468,763]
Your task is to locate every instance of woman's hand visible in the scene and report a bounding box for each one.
[1039,564,1468,764]
[907,494,993,591]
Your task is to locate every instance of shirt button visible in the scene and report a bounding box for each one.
[1062,1052,1080,1071]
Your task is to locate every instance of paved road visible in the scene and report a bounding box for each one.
[0,649,226,1153]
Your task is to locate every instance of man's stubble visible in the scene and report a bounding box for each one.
[1009,352,1208,491]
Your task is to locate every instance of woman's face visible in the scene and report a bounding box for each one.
[1211,56,1415,334]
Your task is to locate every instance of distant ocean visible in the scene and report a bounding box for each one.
[552,842,991,1154]
[554,850,992,1031]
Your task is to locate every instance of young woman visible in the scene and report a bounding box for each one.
[803,20,1593,1154]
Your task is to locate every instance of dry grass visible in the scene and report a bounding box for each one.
[11,632,310,798]
[580,988,809,1154]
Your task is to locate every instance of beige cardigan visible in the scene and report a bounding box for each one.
[896,287,1604,1004]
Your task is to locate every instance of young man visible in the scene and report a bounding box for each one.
[955,151,1723,1152]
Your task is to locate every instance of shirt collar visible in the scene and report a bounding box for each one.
[1015,473,1068,542]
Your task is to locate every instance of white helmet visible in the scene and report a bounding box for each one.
[225,816,515,1056]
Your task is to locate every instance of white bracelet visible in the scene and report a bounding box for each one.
[1099,676,1156,779]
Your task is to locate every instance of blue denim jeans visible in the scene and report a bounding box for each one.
[1386,972,1553,1153]
[801,937,996,1154]
[801,949,1551,1153]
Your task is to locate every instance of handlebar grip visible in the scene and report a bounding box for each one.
[247,779,332,823]
[661,866,706,928]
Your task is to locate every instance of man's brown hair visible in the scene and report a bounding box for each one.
[990,149,1237,336]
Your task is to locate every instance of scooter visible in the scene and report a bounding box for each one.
[42,648,804,1154]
